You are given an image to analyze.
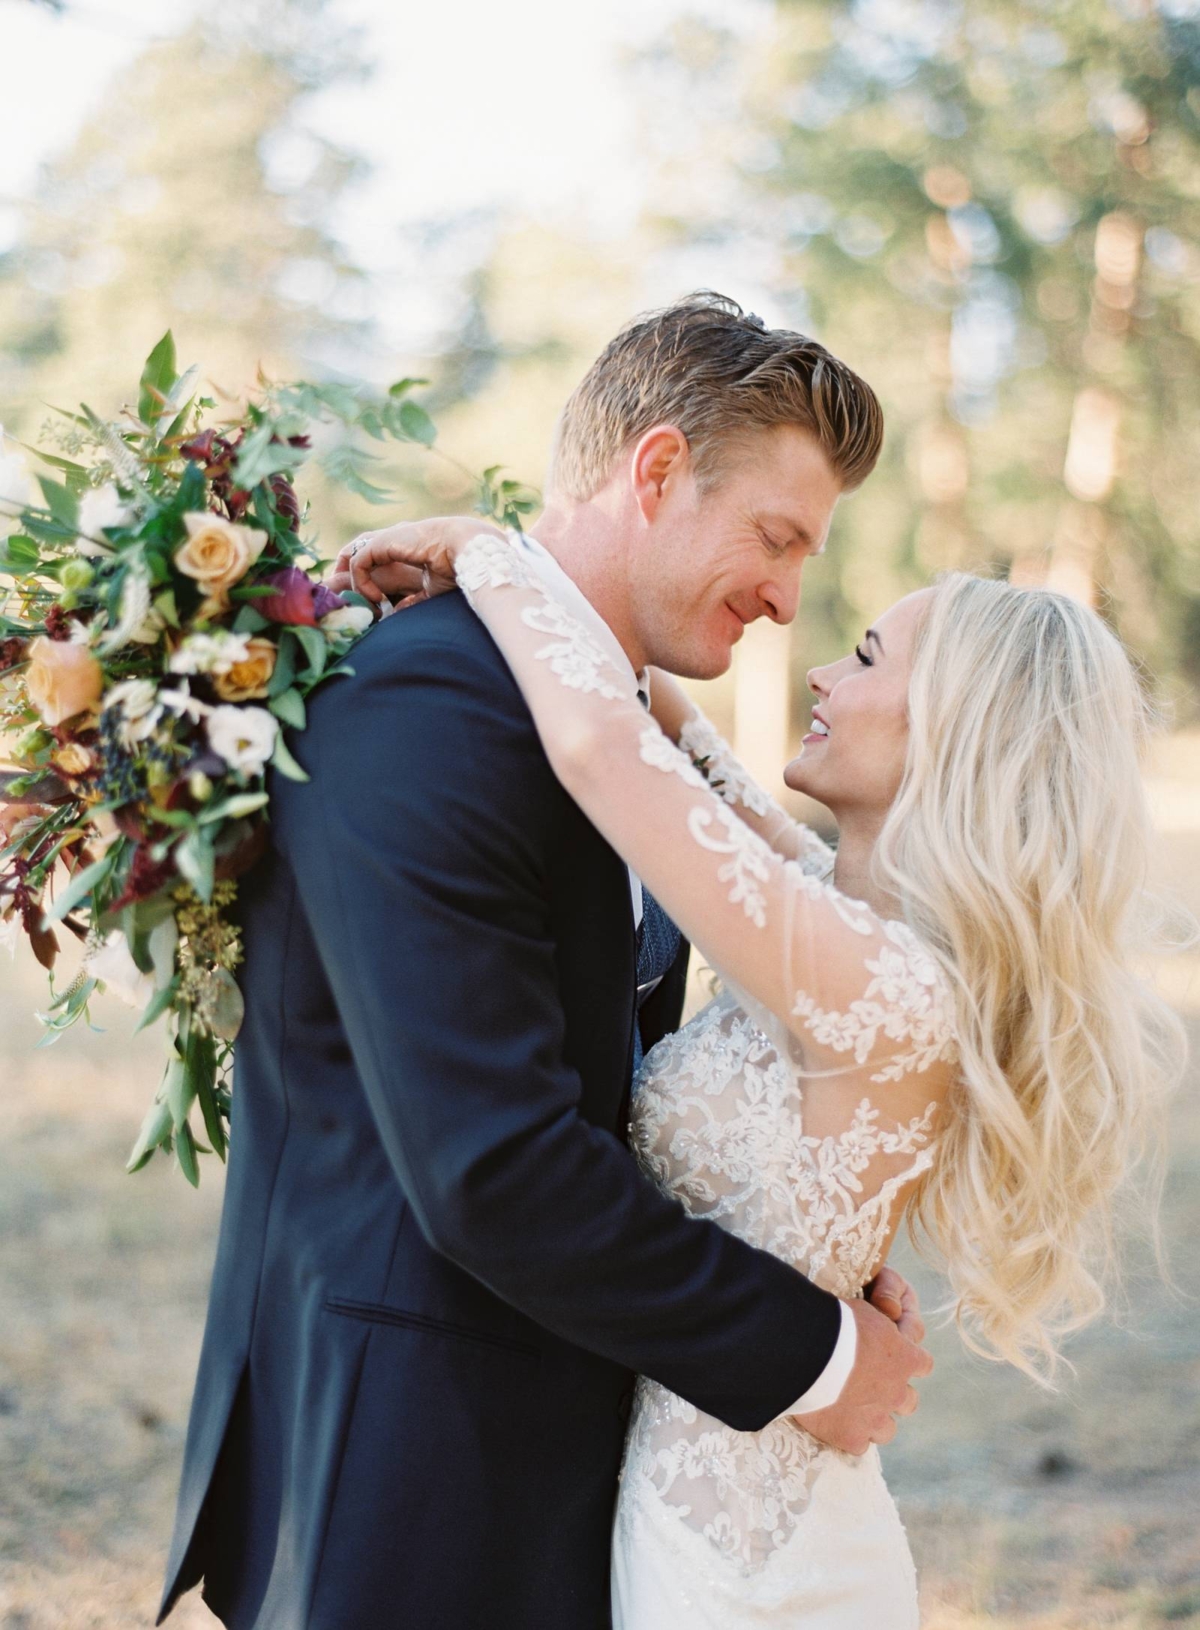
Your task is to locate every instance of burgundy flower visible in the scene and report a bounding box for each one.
[0,637,27,671]
[179,429,238,481]
[269,472,301,529]
[258,567,319,626]
[312,581,345,620]
[43,604,86,642]
[259,568,345,627]
[111,842,177,910]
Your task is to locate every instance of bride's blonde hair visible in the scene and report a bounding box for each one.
[876,573,1188,1384]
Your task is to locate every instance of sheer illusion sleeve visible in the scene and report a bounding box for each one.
[676,705,836,877]
[455,533,957,1092]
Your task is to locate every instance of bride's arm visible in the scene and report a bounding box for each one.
[456,534,954,1083]
[648,668,836,876]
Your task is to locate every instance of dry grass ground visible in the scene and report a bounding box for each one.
[2,740,1198,1629]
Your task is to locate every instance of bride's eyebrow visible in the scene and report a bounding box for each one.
[865,628,885,655]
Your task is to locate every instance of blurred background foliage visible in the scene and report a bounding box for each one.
[2,0,1198,748]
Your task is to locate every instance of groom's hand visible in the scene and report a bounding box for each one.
[790,1297,933,1457]
[866,1265,925,1343]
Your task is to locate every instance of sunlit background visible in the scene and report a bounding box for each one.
[1,0,1199,1625]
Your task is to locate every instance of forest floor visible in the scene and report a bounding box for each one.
[2,737,1197,1629]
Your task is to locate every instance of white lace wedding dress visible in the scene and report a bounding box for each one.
[451,534,960,1630]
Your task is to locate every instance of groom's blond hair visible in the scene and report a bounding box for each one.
[548,291,883,499]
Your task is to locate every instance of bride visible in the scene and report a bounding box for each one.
[333,519,1183,1628]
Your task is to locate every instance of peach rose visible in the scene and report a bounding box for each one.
[174,512,268,605]
[213,637,277,702]
[25,636,104,726]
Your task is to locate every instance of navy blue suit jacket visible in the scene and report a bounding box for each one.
[158,592,841,1629]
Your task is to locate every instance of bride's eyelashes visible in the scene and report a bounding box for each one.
[854,643,874,668]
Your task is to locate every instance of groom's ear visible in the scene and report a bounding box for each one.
[630,424,692,523]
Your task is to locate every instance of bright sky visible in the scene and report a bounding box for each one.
[0,0,763,262]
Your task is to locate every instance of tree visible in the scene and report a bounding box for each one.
[637,0,1200,716]
[0,1,370,430]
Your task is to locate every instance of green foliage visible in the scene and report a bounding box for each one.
[635,0,1200,705]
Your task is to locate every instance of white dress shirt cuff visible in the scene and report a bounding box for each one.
[782,1299,857,1419]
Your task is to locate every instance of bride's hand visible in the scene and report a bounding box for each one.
[327,517,506,611]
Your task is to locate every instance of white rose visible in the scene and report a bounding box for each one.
[77,484,134,557]
[320,605,374,641]
[169,630,252,675]
[84,931,155,1010]
[0,912,19,959]
[206,704,278,777]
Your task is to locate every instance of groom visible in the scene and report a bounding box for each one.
[158,293,931,1629]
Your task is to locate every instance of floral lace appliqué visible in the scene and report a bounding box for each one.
[456,531,635,701]
[455,531,534,598]
[619,991,945,1576]
[679,709,836,879]
[792,917,958,1084]
[688,805,774,928]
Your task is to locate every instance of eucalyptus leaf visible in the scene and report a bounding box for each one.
[198,791,270,825]
[126,1093,173,1173]
[164,1051,193,1131]
[176,830,215,902]
[148,917,179,989]
[268,630,297,696]
[398,400,437,447]
[0,536,40,571]
[175,1121,201,1188]
[233,605,270,635]
[44,853,114,924]
[268,687,306,730]
[196,1070,228,1161]
[271,731,310,783]
[293,623,327,677]
[37,474,79,533]
[135,980,179,1034]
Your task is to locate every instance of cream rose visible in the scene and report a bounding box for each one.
[25,635,104,726]
[174,512,268,604]
[52,741,95,776]
[213,637,277,702]
[319,605,374,641]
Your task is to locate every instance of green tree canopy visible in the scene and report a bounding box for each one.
[638,0,1200,710]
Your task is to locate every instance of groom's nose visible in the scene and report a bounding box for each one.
[756,566,802,625]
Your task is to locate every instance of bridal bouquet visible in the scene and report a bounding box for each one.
[0,334,535,1184]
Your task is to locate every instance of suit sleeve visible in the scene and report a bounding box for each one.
[272,615,841,1432]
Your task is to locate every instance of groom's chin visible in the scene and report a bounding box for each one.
[678,641,736,682]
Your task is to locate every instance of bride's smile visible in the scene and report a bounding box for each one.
[785,589,931,817]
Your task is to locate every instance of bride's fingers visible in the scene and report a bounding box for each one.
[894,1385,920,1418]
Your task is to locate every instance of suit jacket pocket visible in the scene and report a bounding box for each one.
[323,1298,538,1358]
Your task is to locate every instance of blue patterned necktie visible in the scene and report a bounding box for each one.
[633,886,682,1077]
[631,679,682,1077]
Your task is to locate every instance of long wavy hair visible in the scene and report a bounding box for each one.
[875,573,1189,1384]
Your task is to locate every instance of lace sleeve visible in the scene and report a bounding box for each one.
[454,532,958,1090]
[677,706,836,877]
